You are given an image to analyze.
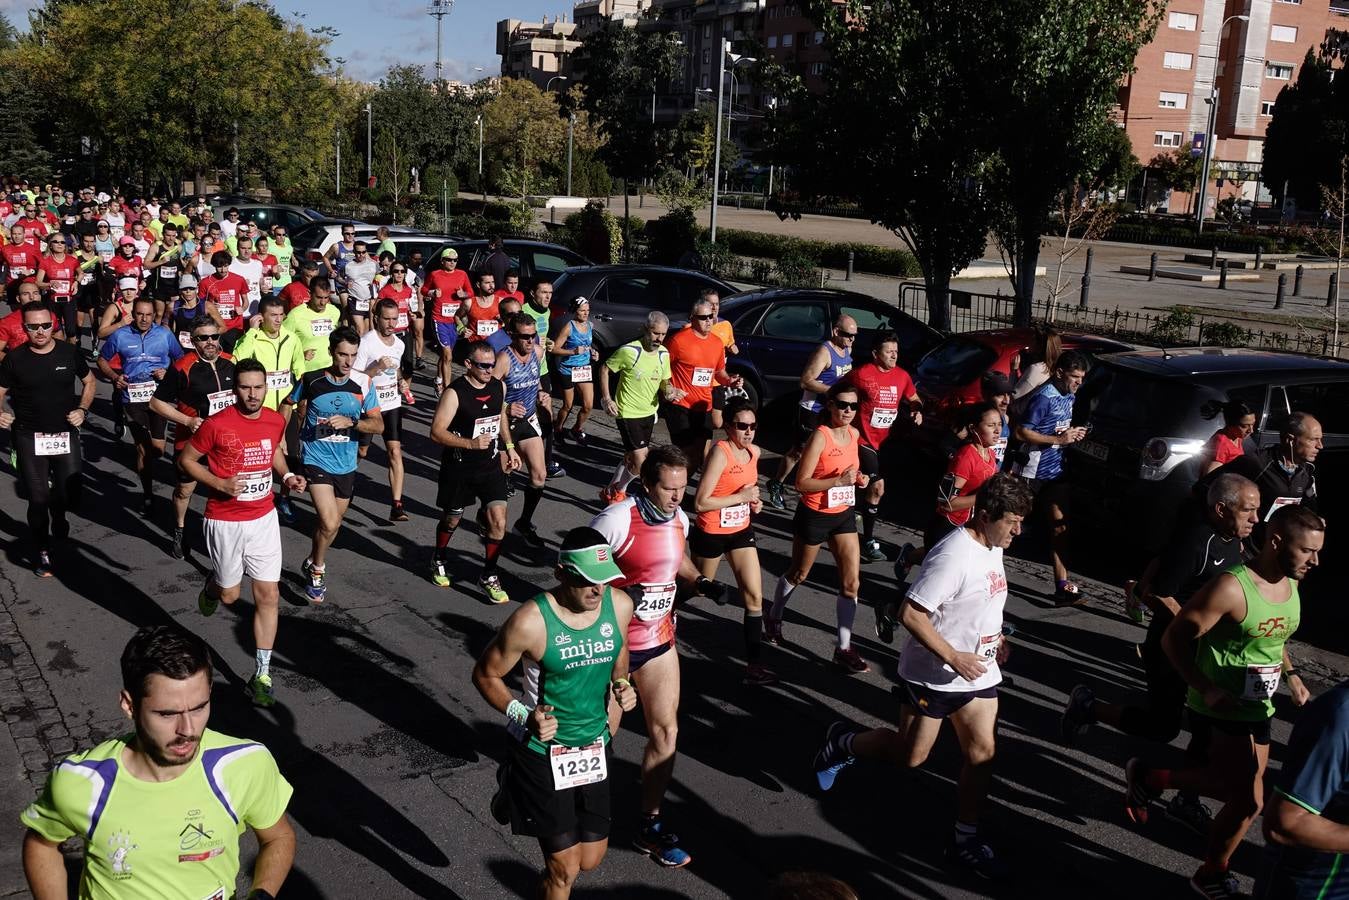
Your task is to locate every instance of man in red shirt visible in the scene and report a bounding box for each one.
[2,223,42,294]
[846,334,922,561]
[280,260,318,310]
[199,250,249,351]
[662,297,743,474]
[420,248,472,393]
[0,282,51,357]
[492,270,524,306]
[177,358,306,708]
[36,234,81,344]
[14,206,48,243]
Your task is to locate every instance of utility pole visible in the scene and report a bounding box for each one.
[709,38,727,242]
[335,132,341,195]
[566,113,575,197]
[1195,14,1249,234]
[232,121,240,190]
[365,103,373,186]
[428,0,453,83]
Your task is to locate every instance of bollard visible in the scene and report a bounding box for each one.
[1210,246,1218,270]
[846,250,854,281]
[1148,252,1158,281]
[1079,248,1094,308]
[1276,272,1287,309]
[1255,246,1263,270]
[550,207,556,224]
[1329,272,1340,309]
[1219,259,1229,289]
[1295,264,1305,297]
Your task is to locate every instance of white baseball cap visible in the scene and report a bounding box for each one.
[117,277,138,290]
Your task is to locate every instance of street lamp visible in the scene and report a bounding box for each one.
[475,113,485,201]
[725,53,756,196]
[1195,14,1249,233]
[546,75,568,92]
[566,112,576,197]
[710,39,729,242]
[364,102,372,186]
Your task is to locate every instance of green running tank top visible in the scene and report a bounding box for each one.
[522,587,622,753]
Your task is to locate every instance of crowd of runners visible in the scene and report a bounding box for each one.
[2,180,1346,900]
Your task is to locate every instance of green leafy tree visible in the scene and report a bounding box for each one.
[0,14,53,181]
[366,65,484,197]
[1149,146,1203,212]
[1263,50,1347,212]
[481,79,600,200]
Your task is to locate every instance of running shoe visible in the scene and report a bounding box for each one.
[389,502,409,523]
[1060,684,1095,745]
[813,721,856,791]
[766,480,787,510]
[170,526,186,560]
[305,565,327,604]
[33,551,53,578]
[1123,579,1145,624]
[763,617,785,646]
[570,428,588,445]
[247,673,276,708]
[515,521,546,550]
[895,542,916,581]
[1054,580,1088,607]
[481,574,510,604]
[1124,757,1157,824]
[744,663,779,686]
[860,539,887,563]
[874,600,898,645]
[276,496,296,526]
[198,586,219,617]
[1165,793,1213,836]
[946,837,1010,881]
[546,461,567,479]
[633,820,692,868]
[430,559,451,588]
[833,646,869,674]
[1190,868,1241,900]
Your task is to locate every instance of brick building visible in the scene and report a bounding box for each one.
[496,16,581,88]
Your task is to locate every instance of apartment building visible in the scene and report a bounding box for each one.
[496,16,581,88]
[1118,0,1349,214]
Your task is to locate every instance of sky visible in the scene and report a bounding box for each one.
[0,0,563,83]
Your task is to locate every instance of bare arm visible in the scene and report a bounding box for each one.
[249,814,296,896]
[901,600,986,682]
[22,831,66,900]
[798,345,830,394]
[1266,793,1349,853]
[1162,573,1246,705]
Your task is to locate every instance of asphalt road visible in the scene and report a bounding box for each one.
[1,359,1346,900]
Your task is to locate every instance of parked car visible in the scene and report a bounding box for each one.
[712,289,943,411]
[292,221,425,265]
[210,202,322,234]
[546,265,738,355]
[426,240,593,294]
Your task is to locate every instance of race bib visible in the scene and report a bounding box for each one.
[34,432,70,456]
[472,415,501,438]
[236,469,273,502]
[550,740,607,791]
[310,318,334,336]
[719,503,751,529]
[261,275,272,294]
[159,266,176,280]
[634,582,677,622]
[206,389,235,416]
[827,484,855,508]
[476,319,499,337]
[396,312,409,330]
[99,251,113,263]
[127,381,156,403]
[570,364,592,384]
[978,633,1002,662]
[1242,663,1281,701]
[217,304,236,321]
[1265,496,1301,522]
[691,367,714,387]
[266,370,291,391]
[408,296,420,314]
[109,225,124,239]
[375,382,400,411]
[315,419,349,442]
[79,272,93,286]
[439,301,459,319]
[354,297,370,313]
[870,407,898,429]
[178,331,193,349]
[49,279,70,295]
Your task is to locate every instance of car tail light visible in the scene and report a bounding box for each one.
[1144,439,1170,464]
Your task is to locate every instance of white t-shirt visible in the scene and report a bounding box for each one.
[220,219,238,239]
[897,526,1008,692]
[353,330,405,412]
[229,257,265,312]
[344,259,378,303]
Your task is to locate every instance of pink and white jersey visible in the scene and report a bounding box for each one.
[589,498,690,652]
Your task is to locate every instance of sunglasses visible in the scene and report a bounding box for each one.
[837,331,858,339]
[731,421,757,431]
[470,360,495,371]
[97,225,109,229]
[24,322,54,332]
[49,241,65,246]
[193,333,220,342]
[832,400,859,411]
[512,332,536,340]
[692,313,715,321]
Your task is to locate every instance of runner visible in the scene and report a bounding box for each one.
[143,222,186,318]
[280,259,319,311]
[282,276,343,377]
[766,315,856,510]
[228,235,265,324]
[353,299,411,521]
[3,222,41,303]
[163,274,223,352]
[20,625,295,896]
[269,224,295,294]
[1012,349,1089,606]
[428,340,520,602]
[812,473,1035,880]
[0,300,95,577]
[1199,401,1256,475]
[342,240,378,336]
[106,236,144,294]
[199,249,248,351]
[420,247,472,394]
[284,327,383,603]
[1126,504,1321,900]
[1196,412,1322,529]
[253,234,279,300]
[34,233,80,344]
[847,333,922,562]
[149,317,237,559]
[1062,473,1261,834]
[96,277,139,340]
[375,260,418,395]
[551,296,598,445]
[523,280,565,478]
[231,295,303,523]
[704,289,740,433]
[692,399,776,685]
[767,382,872,673]
[661,299,743,476]
[472,527,637,900]
[493,311,551,548]
[600,311,676,504]
[494,269,525,307]
[457,272,501,359]
[96,296,184,516]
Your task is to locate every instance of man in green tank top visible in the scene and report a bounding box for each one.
[472,526,637,900]
[1125,504,1323,900]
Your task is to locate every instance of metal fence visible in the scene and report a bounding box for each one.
[896,282,1349,358]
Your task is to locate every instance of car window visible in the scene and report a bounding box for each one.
[835,301,932,359]
[758,302,829,341]
[672,275,716,311]
[916,337,998,387]
[602,275,653,307]
[281,210,309,230]
[1282,381,1349,435]
[245,209,274,229]
[531,251,572,280]
[1224,384,1271,431]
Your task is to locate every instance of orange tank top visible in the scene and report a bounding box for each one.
[801,424,860,514]
[465,296,501,341]
[697,441,761,534]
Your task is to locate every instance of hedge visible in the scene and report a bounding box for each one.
[709,227,921,278]
[1097,218,1323,255]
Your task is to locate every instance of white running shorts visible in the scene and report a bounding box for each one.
[204,509,282,588]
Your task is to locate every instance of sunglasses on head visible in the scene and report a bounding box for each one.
[832,400,859,411]
[731,421,757,431]
[24,321,54,332]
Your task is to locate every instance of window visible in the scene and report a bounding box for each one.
[1169,11,1197,30]
[767,35,778,48]
[782,33,794,47]
[809,61,827,75]
[1271,24,1298,42]
[1262,100,1277,116]
[1154,131,1183,148]
[1159,91,1188,109]
[1283,382,1349,434]
[600,276,653,308]
[814,30,825,44]
[758,303,829,341]
[702,49,710,65]
[529,251,571,280]
[1266,62,1295,79]
[1163,51,1193,69]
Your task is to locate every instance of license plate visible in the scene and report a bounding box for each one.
[1076,439,1109,462]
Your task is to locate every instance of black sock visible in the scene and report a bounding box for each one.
[862,505,879,542]
[521,484,543,525]
[743,610,762,662]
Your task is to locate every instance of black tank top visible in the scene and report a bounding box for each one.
[171,300,209,348]
[445,374,504,467]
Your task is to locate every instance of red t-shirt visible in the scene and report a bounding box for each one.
[942,443,999,526]
[15,217,47,242]
[0,309,28,350]
[188,404,286,522]
[848,361,917,450]
[666,325,727,412]
[257,253,279,292]
[422,269,472,322]
[378,282,413,333]
[38,255,81,301]
[279,280,310,310]
[1207,428,1245,466]
[107,253,143,285]
[200,272,249,327]
[493,289,524,306]
[2,242,42,283]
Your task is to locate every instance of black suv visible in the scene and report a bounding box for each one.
[425,240,592,293]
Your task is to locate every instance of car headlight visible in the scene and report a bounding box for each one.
[1139,438,1205,481]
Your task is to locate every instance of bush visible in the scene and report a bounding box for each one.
[483,201,514,222]
[644,208,700,266]
[773,251,821,288]
[1148,309,1195,345]
[696,239,740,281]
[714,228,921,277]
[564,202,622,264]
[1200,321,1250,347]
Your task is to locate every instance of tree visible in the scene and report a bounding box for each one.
[0,14,53,181]
[1263,50,1347,213]
[481,79,601,199]
[577,25,684,260]
[987,0,1163,324]
[365,65,484,198]
[1149,146,1203,211]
